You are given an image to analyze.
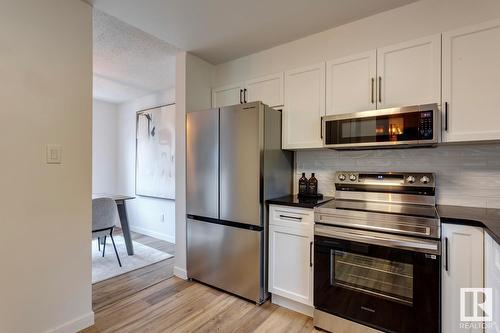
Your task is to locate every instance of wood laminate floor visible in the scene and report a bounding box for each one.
[83,231,316,333]
[92,230,176,311]
[83,276,317,333]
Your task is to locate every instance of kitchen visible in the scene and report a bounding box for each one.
[8,1,500,332]
[186,4,500,333]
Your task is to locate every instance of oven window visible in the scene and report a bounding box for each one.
[333,250,414,305]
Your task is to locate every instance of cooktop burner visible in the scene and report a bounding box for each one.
[315,171,440,239]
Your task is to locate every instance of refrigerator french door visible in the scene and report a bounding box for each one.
[186,102,293,304]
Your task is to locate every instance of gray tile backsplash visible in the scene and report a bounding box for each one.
[295,143,500,208]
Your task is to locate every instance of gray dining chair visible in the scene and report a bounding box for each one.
[92,198,122,267]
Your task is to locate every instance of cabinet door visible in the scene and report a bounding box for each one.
[212,83,242,108]
[326,50,376,115]
[442,223,484,333]
[485,233,500,333]
[269,224,313,306]
[442,19,500,142]
[377,35,441,109]
[245,73,284,107]
[283,63,325,149]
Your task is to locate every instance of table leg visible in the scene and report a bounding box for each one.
[116,200,134,255]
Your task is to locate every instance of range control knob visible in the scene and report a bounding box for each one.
[338,174,346,181]
[349,174,357,182]
[406,176,416,184]
[420,176,431,184]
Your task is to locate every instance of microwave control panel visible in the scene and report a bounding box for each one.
[418,111,434,140]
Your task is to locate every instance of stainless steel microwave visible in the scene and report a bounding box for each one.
[322,103,440,149]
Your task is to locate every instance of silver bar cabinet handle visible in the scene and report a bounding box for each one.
[444,102,449,132]
[371,77,375,104]
[309,241,313,267]
[444,237,449,271]
[378,76,382,103]
[279,214,302,221]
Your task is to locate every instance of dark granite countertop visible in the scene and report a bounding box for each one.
[267,195,334,209]
[267,197,500,244]
[438,205,500,245]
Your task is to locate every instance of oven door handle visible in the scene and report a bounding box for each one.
[315,225,440,255]
[329,249,335,286]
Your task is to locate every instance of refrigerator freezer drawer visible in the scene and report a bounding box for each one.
[187,218,263,303]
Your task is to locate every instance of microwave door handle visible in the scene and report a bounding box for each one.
[320,116,323,140]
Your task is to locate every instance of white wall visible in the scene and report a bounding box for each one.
[174,52,215,279]
[211,0,500,209]
[0,1,93,332]
[116,90,176,243]
[214,0,500,86]
[92,99,118,194]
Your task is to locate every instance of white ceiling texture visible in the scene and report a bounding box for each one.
[91,0,418,103]
[91,0,418,65]
[92,10,178,104]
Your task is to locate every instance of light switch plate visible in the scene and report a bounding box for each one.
[46,144,62,164]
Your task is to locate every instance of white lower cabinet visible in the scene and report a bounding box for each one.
[485,233,500,333]
[268,205,314,315]
[442,223,484,333]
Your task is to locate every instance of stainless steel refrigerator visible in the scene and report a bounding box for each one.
[186,101,293,304]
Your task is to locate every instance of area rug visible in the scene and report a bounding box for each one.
[92,235,173,283]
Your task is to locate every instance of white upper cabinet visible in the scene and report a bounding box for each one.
[442,19,500,142]
[283,63,326,149]
[212,83,243,108]
[326,50,377,116]
[442,223,484,333]
[244,72,284,107]
[377,34,441,109]
[212,73,284,108]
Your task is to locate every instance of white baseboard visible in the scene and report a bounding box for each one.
[46,311,94,333]
[271,294,313,317]
[174,266,188,280]
[129,225,175,244]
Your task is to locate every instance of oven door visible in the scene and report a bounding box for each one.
[323,104,438,149]
[314,225,440,333]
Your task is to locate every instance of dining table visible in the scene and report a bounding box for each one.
[92,194,135,255]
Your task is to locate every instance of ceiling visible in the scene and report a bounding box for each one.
[90,0,418,64]
[93,10,178,104]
